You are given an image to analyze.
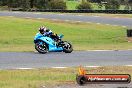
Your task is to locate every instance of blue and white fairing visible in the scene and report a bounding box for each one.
[34,33,63,52]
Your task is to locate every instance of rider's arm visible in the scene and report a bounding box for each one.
[45,29,53,36]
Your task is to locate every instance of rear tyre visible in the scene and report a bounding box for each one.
[35,40,48,54]
[63,41,73,53]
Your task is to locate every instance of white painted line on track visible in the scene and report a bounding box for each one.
[25,17,31,19]
[93,16,100,17]
[85,66,101,68]
[52,19,58,21]
[113,25,118,26]
[37,18,43,19]
[122,26,127,28]
[86,50,114,51]
[13,12,20,13]
[1,65,132,70]
[76,21,82,22]
[34,50,38,52]
[124,65,132,66]
[86,22,91,24]
[52,67,68,69]
[106,24,110,25]
[42,86,46,88]
[58,14,64,15]
[16,68,34,70]
[96,23,101,25]
[64,20,70,22]
[34,13,41,14]
[115,17,119,18]
[8,16,14,17]
[78,15,83,16]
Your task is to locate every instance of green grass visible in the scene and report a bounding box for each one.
[66,1,79,10]
[0,66,132,88]
[92,3,125,10]
[0,16,131,51]
[66,1,126,10]
[0,68,76,88]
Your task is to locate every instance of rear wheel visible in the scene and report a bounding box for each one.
[63,41,73,53]
[35,40,48,54]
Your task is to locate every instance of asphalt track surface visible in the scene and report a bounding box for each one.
[0,50,132,69]
[0,51,132,88]
[0,11,132,27]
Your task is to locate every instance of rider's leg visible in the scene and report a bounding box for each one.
[50,33,60,42]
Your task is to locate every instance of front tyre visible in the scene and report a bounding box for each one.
[63,41,73,53]
[35,40,48,54]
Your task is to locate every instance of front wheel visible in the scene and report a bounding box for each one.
[62,41,73,53]
[35,40,48,54]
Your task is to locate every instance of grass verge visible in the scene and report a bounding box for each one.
[0,16,131,51]
[0,66,131,88]
[67,13,132,18]
[34,12,132,18]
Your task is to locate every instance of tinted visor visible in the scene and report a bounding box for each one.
[39,29,44,34]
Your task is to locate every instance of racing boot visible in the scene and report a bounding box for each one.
[56,39,63,47]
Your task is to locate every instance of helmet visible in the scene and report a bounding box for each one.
[39,26,46,34]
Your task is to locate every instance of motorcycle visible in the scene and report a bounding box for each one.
[34,33,73,54]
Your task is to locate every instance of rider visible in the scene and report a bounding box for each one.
[38,26,61,43]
